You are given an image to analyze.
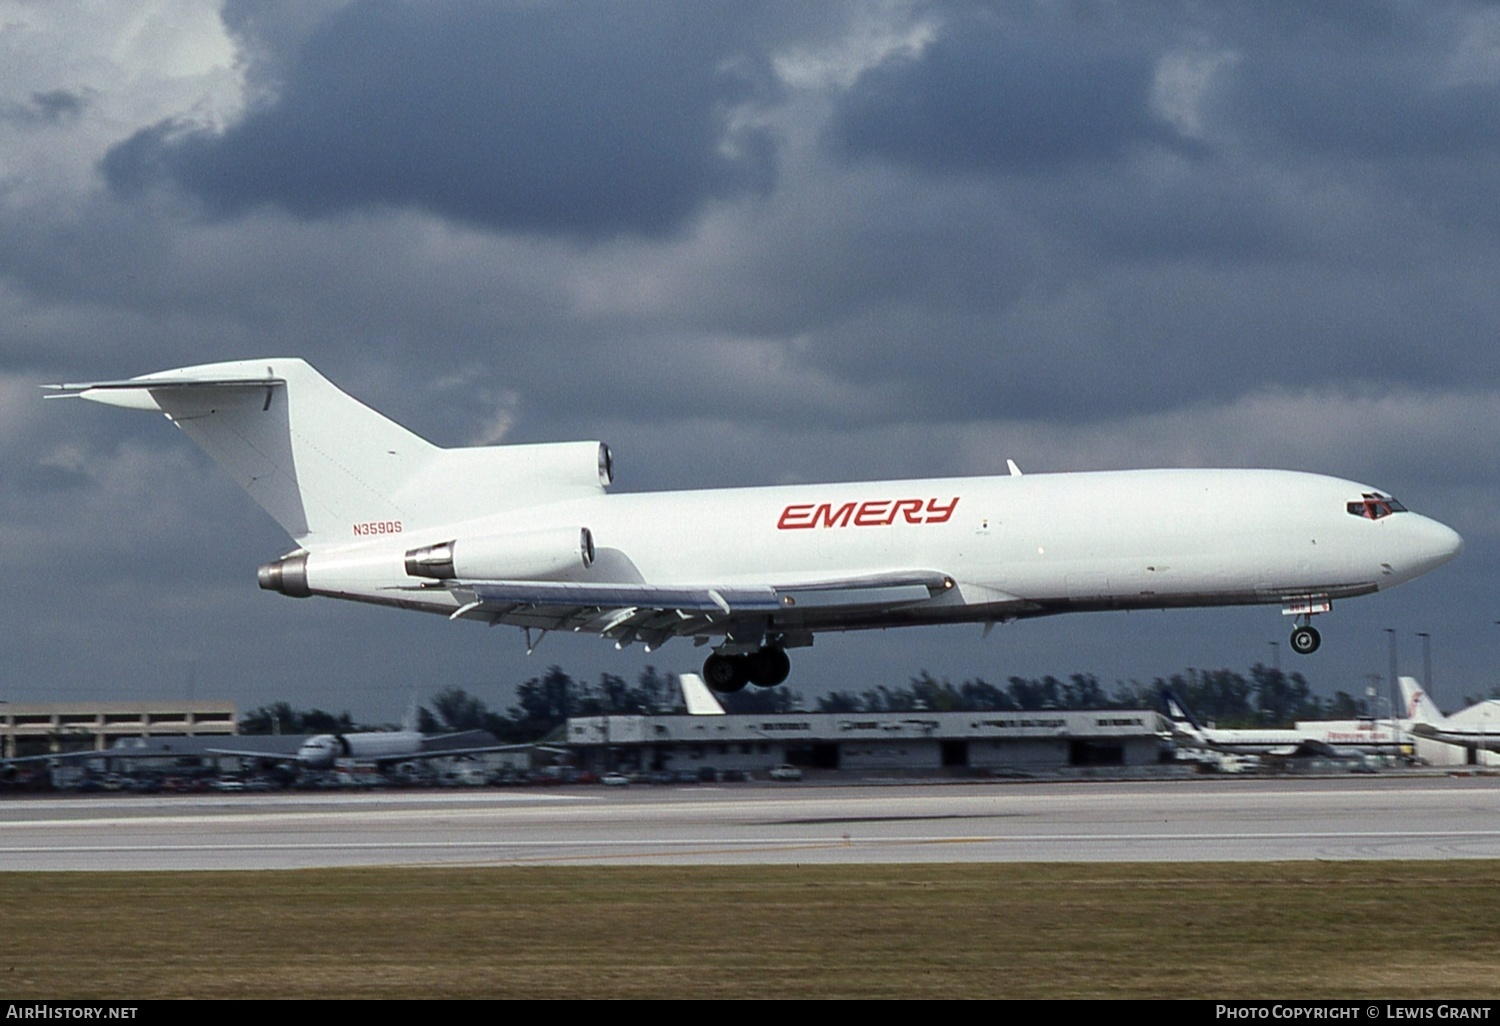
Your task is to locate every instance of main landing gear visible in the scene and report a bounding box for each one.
[702,647,791,693]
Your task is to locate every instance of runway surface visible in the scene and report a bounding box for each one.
[4,775,1500,870]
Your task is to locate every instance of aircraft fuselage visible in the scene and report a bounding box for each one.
[292,467,1461,632]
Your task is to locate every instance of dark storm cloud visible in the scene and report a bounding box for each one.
[829,9,1198,173]
[1211,8,1500,160]
[2,88,90,126]
[10,0,1500,711]
[103,0,780,238]
[780,1,1500,428]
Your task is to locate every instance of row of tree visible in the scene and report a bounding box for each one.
[419,665,687,740]
[813,664,1368,725]
[240,662,1382,739]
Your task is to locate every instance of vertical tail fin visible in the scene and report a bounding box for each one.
[1162,690,1203,729]
[47,358,612,549]
[1161,689,1210,745]
[48,358,436,547]
[679,673,727,716]
[1398,676,1445,725]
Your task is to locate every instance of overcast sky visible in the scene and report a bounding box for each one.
[5,0,1500,722]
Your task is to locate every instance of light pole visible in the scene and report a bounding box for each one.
[1416,631,1432,697]
[1384,628,1398,725]
[1365,673,1389,725]
[1268,640,1280,674]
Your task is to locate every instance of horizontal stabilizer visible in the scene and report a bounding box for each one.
[45,374,287,394]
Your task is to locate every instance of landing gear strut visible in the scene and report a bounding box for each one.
[1282,598,1331,656]
[1289,622,1321,655]
[703,647,791,693]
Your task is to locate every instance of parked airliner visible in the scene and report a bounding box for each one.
[46,359,1462,692]
[210,728,529,770]
[1163,690,1406,758]
[1399,676,1500,754]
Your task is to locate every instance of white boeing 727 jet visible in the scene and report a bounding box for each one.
[46,359,1462,692]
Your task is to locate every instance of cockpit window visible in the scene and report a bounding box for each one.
[1346,492,1408,520]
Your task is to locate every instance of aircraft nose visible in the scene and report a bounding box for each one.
[1405,515,1463,574]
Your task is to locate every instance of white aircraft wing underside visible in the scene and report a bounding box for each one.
[445,570,968,647]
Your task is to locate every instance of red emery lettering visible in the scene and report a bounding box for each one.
[778,497,961,528]
[815,502,857,528]
[924,497,959,523]
[854,500,893,526]
[892,498,925,524]
[778,504,814,529]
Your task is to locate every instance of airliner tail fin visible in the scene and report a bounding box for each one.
[48,358,611,549]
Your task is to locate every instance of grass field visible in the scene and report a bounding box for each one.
[3,861,1497,998]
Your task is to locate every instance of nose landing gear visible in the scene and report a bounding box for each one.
[1289,623,1322,655]
[1282,597,1331,656]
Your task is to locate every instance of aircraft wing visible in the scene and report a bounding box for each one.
[1408,723,1500,751]
[1255,745,1304,757]
[410,733,553,762]
[1288,739,1346,759]
[4,740,239,765]
[205,747,302,764]
[444,571,958,649]
[1408,723,1472,746]
[1,750,109,766]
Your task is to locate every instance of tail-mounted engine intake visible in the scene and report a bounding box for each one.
[404,526,595,581]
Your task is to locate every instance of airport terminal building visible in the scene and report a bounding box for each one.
[566,708,1166,776]
[0,701,238,759]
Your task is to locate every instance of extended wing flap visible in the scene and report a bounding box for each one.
[453,571,959,643]
[463,572,953,617]
[468,581,782,613]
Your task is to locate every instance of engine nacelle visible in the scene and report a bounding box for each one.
[258,551,311,597]
[403,526,595,581]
